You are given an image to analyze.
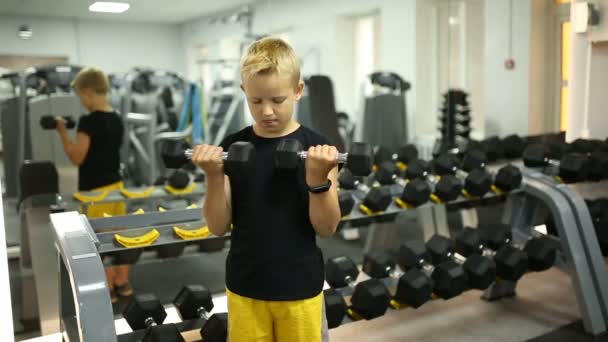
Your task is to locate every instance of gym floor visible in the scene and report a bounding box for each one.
[3,157,608,342]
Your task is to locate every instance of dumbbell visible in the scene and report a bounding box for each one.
[275,139,373,176]
[173,285,227,342]
[161,140,255,175]
[324,288,348,328]
[425,234,496,290]
[432,152,492,198]
[338,191,356,217]
[460,150,524,193]
[362,250,441,310]
[501,134,526,159]
[40,115,76,130]
[325,256,391,320]
[400,157,462,202]
[397,240,468,307]
[373,161,431,208]
[338,169,392,214]
[372,144,418,173]
[523,144,590,183]
[589,149,608,181]
[167,170,190,190]
[123,293,184,342]
[459,224,557,282]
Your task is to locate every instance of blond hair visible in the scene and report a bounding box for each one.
[71,67,110,95]
[240,37,301,86]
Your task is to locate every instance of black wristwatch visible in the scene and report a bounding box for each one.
[307,179,332,194]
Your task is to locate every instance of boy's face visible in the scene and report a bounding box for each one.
[241,72,303,135]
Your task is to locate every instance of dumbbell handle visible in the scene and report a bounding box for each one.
[183,149,348,163]
[344,275,356,288]
[298,151,349,163]
[184,149,228,160]
[144,317,158,328]
[196,307,211,320]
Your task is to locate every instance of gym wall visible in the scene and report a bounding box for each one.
[0,15,184,74]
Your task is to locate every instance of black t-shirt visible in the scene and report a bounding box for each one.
[77,111,124,191]
[220,125,331,301]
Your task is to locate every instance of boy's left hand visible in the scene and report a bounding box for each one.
[55,117,67,133]
[305,145,337,186]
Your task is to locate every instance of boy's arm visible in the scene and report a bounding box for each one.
[57,120,90,166]
[203,174,232,236]
[308,166,340,237]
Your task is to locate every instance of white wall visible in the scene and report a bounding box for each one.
[415,0,483,139]
[482,0,531,137]
[181,0,417,139]
[0,15,183,74]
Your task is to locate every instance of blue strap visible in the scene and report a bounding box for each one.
[191,83,204,144]
[177,83,192,132]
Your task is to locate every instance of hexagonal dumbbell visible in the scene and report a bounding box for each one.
[276,139,373,176]
[123,293,184,342]
[172,284,227,342]
[523,144,590,183]
[500,134,526,159]
[399,158,462,203]
[396,240,467,307]
[338,169,392,214]
[460,224,557,282]
[325,256,391,320]
[324,288,348,329]
[425,234,496,290]
[338,191,355,217]
[373,161,431,208]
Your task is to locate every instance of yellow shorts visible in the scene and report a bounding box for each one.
[82,181,126,219]
[226,289,329,342]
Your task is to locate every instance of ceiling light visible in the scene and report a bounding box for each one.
[17,25,32,40]
[89,2,130,13]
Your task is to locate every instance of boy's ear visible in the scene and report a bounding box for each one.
[294,80,304,101]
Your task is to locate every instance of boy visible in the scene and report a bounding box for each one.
[192,37,341,341]
[55,67,130,303]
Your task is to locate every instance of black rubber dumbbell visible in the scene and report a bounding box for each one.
[468,224,557,281]
[123,293,184,342]
[523,144,590,183]
[425,234,496,290]
[501,135,526,159]
[40,115,76,130]
[397,240,468,307]
[173,284,227,342]
[275,139,373,176]
[338,191,356,217]
[433,151,492,198]
[167,170,190,190]
[401,158,462,202]
[161,140,256,180]
[324,288,348,329]
[325,256,391,320]
[374,161,431,208]
[338,169,392,214]
[460,150,523,194]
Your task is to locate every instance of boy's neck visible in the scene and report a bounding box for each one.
[88,98,113,113]
[253,120,300,138]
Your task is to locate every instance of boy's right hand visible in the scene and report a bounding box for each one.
[191,144,224,177]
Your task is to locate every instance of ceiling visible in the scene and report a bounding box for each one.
[0,0,255,24]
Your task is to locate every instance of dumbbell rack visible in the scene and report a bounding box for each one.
[485,169,608,335]
[49,208,228,342]
[19,185,205,335]
[337,168,608,335]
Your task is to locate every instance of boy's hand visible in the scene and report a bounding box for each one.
[191,144,224,178]
[55,117,67,133]
[305,145,337,186]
